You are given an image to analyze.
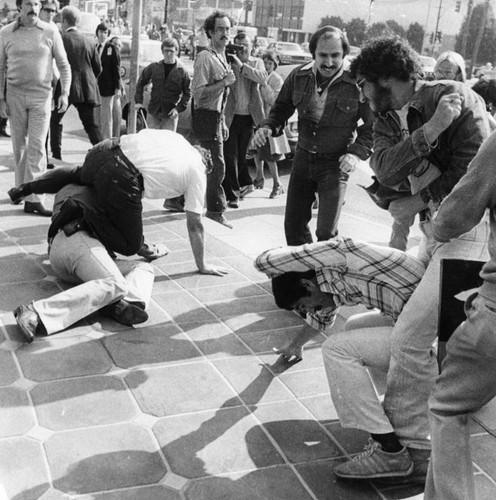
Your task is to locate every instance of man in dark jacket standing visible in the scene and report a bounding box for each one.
[135,37,191,132]
[51,5,102,157]
[96,23,122,139]
[252,26,373,245]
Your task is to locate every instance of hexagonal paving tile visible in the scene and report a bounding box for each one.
[0,348,20,385]
[31,375,137,430]
[16,337,113,382]
[45,423,167,495]
[0,387,35,437]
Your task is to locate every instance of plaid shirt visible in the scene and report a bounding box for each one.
[254,237,426,331]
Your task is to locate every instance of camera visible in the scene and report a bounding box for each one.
[226,42,245,64]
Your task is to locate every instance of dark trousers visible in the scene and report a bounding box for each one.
[51,102,103,158]
[25,139,143,256]
[199,138,227,214]
[222,114,254,202]
[284,146,349,245]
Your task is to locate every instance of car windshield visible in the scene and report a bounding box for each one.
[277,43,302,52]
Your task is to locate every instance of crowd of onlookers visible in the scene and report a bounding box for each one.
[4,2,496,499]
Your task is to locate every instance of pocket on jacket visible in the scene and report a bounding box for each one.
[332,98,359,126]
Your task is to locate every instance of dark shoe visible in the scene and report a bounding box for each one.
[205,211,233,229]
[269,184,285,199]
[0,128,10,138]
[13,304,41,343]
[239,184,254,199]
[24,201,52,217]
[375,448,430,486]
[47,163,55,170]
[227,199,239,209]
[334,439,414,479]
[102,299,148,326]
[8,186,26,205]
[137,241,169,261]
[163,197,185,212]
[254,177,265,189]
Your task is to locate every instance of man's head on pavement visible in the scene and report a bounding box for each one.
[272,270,336,317]
[96,22,109,44]
[233,32,252,64]
[203,10,233,49]
[161,38,179,64]
[309,26,349,81]
[60,5,80,31]
[17,0,40,25]
[39,0,58,23]
[350,37,421,114]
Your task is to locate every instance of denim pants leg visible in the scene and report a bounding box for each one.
[383,219,490,450]
[7,89,51,203]
[322,311,395,433]
[284,148,348,245]
[200,138,227,214]
[32,231,154,334]
[424,293,496,500]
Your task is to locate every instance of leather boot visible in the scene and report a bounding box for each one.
[24,201,52,217]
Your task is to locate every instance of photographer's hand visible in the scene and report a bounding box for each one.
[229,53,243,70]
[224,69,236,87]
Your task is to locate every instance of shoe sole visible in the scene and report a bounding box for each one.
[335,462,414,480]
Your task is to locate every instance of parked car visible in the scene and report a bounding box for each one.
[267,41,313,65]
[419,55,436,80]
[119,36,163,80]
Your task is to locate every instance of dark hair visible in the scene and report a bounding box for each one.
[271,270,316,310]
[96,22,109,36]
[203,10,233,40]
[161,37,179,51]
[60,5,80,27]
[309,26,350,58]
[263,49,279,69]
[472,79,496,111]
[350,37,421,83]
[234,31,250,44]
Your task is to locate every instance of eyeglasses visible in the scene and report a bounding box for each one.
[214,26,231,33]
[434,69,458,78]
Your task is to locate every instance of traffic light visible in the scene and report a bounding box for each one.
[436,31,442,42]
[455,1,461,12]
[429,32,434,44]
[243,0,253,11]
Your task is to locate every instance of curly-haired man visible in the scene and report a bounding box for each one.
[329,37,491,483]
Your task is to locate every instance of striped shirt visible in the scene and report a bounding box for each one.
[254,237,426,331]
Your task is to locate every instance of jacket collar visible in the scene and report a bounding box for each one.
[296,61,354,84]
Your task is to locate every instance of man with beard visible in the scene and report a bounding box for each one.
[329,37,490,483]
[252,25,373,245]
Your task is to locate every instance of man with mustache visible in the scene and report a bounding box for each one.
[0,0,71,216]
[191,10,236,229]
[252,25,373,245]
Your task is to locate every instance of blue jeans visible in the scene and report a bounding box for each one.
[383,219,489,450]
[284,147,348,245]
[199,138,227,214]
[424,292,496,500]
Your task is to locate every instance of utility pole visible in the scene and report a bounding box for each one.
[128,0,143,134]
[433,0,443,46]
[460,0,474,59]
[469,0,490,76]
[164,0,169,24]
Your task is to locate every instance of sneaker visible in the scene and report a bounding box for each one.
[375,447,430,485]
[239,184,254,199]
[137,241,169,261]
[205,211,233,229]
[334,439,414,480]
[163,197,185,212]
[13,304,41,343]
[101,299,148,326]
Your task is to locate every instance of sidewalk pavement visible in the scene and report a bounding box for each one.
[0,125,495,500]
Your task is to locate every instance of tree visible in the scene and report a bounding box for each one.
[366,22,388,40]
[384,20,406,38]
[319,15,345,30]
[406,22,425,53]
[345,17,367,46]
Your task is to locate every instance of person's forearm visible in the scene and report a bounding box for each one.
[187,214,207,271]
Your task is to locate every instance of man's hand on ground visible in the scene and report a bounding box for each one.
[198,265,229,276]
[272,343,303,363]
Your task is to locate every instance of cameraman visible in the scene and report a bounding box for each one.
[223,32,267,208]
[191,10,236,228]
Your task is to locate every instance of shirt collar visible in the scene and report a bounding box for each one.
[14,17,42,31]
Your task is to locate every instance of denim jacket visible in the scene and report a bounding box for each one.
[136,59,191,118]
[370,80,490,205]
[264,62,373,160]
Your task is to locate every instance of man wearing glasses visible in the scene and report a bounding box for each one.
[191,10,236,228]
[328,36,491,483]
[0,0,71,216]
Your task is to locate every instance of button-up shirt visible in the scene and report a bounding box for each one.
[254,237,426,331]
